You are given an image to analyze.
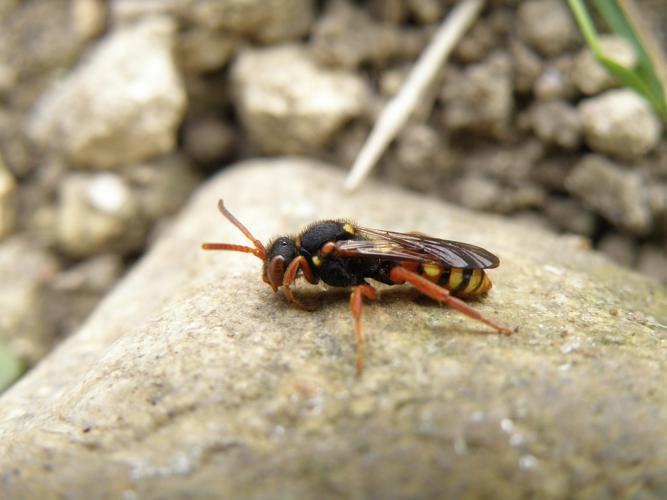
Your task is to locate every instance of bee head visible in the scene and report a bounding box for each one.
[262,236,299,292]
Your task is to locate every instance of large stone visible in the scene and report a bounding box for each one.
[1,159,666,498]
[28,17,187,169]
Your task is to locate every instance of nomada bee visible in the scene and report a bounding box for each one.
[203,200,512,375]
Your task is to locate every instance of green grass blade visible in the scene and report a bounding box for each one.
[568,0,667,120]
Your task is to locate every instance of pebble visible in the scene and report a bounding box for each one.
[566,155,652,235]
[579,89,662,160]
[518,0,580,56]
[530,100,581,149]
[441,52,513,138]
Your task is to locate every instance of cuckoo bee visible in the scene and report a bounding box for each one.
[203,200,513,376]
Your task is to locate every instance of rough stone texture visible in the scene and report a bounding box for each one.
[517,0,580,56]
[441,52,513,138]
[572,35,637,96]
[27,17,187,169]
[1,159,666,498]
[565,155,653,236]
[579,89,662,160]
[232,45,368,154]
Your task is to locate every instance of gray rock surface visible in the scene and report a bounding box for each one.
[28,17,187,169]
[1,159,667,498]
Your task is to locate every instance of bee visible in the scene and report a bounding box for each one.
[203,200,513,376]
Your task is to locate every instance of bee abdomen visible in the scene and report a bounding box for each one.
[419,263,491,297]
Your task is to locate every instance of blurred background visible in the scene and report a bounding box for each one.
[0,0,665,386]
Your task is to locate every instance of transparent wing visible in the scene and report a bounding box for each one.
[335,227,499,269]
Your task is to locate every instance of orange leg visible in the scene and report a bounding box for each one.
[389,266,512,334]
[282,256,317,311]
[349,284,378,377]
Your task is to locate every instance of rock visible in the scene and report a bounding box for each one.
[529,100,582,149]
[565,155,652,235]
[406,0,443,23]
[572,35,637,95]
[0,236,59,364]
[0,156,17,240]
[182,117,236,166]
[71,0,107,41]
[47,254,124,337]
[0,0,89,106]
[28,17,187,169]
[533,56,577,100]
[518,0,580,56]
[637,244,667,283]
[188,0,314,43]
[232,45,368,154]
[441,52,514,138]
[56,156,199,257]
[177,28,238,74]
[56,173,143,257]
[510,39,542,94]
[544,197,597,236]
[579,89,662,159]
[597,233,637,268]
[1,158,666,498]
[311,0,425,69]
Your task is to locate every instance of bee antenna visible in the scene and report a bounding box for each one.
[201,199,267,260]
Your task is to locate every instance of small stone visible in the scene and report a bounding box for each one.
[177,28,238,74]
[56,173,143,257]
[597,233,637,268]
[182,117,236,165]
[573,35,637,95]
[441,52,513,138]
[0,236,59,364]
[518,0,580,56]
[0,156,17,240]
[534,56,577,100]
[530,100,582,149]
[189,0,314,43]
[47,254,124,336]
[72,0,107,41]
[28,17,187,169]
[637,245,667,283]
[578,89,662,159]
[545,198,597,236]
[311,0,425,68]
[510,40,542,94]
[231,44,368,154]
[407,0,443,23]
[566,155,652,235]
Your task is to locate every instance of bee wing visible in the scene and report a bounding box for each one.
[336,227,499,269]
